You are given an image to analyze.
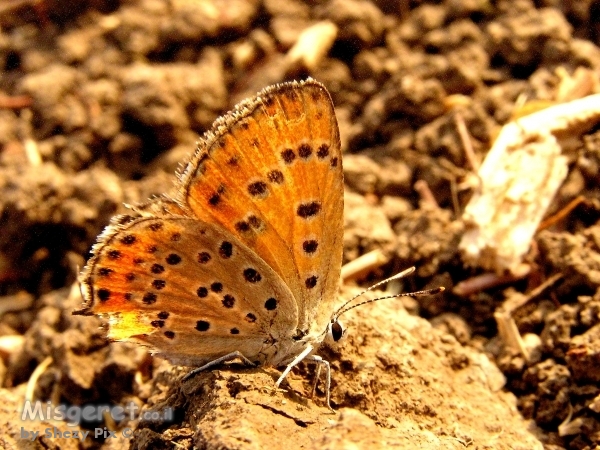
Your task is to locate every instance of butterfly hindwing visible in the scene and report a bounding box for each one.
[78,215,298,366]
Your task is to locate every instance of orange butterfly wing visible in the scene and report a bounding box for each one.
[177,79,344,334]
[77,215,298,366]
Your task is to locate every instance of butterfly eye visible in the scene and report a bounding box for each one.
[328,319,346,342]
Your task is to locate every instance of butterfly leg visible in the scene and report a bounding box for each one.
[276,345,335,412]
[182,351,257,382]
[310,361,322,398]
[275,344,314,389]
[304,354,333,413]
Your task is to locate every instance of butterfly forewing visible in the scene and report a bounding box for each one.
[78,215,298,366]
[178,79,344,334]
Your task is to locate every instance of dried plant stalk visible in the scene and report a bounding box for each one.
[460,94,600,273]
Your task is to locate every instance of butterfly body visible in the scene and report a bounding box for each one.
[76,79,344,406]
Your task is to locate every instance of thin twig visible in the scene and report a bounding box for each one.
[537,196,586,231]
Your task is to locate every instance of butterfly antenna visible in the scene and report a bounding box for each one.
[334,267,416,317]
[333,267,444,319]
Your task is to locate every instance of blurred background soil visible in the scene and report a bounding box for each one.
[0,0,600,449]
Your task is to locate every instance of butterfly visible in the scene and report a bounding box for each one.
[75,78,346,410]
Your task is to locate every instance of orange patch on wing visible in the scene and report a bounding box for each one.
[107,311,155,340]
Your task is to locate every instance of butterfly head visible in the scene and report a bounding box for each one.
[324,318,346,345]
